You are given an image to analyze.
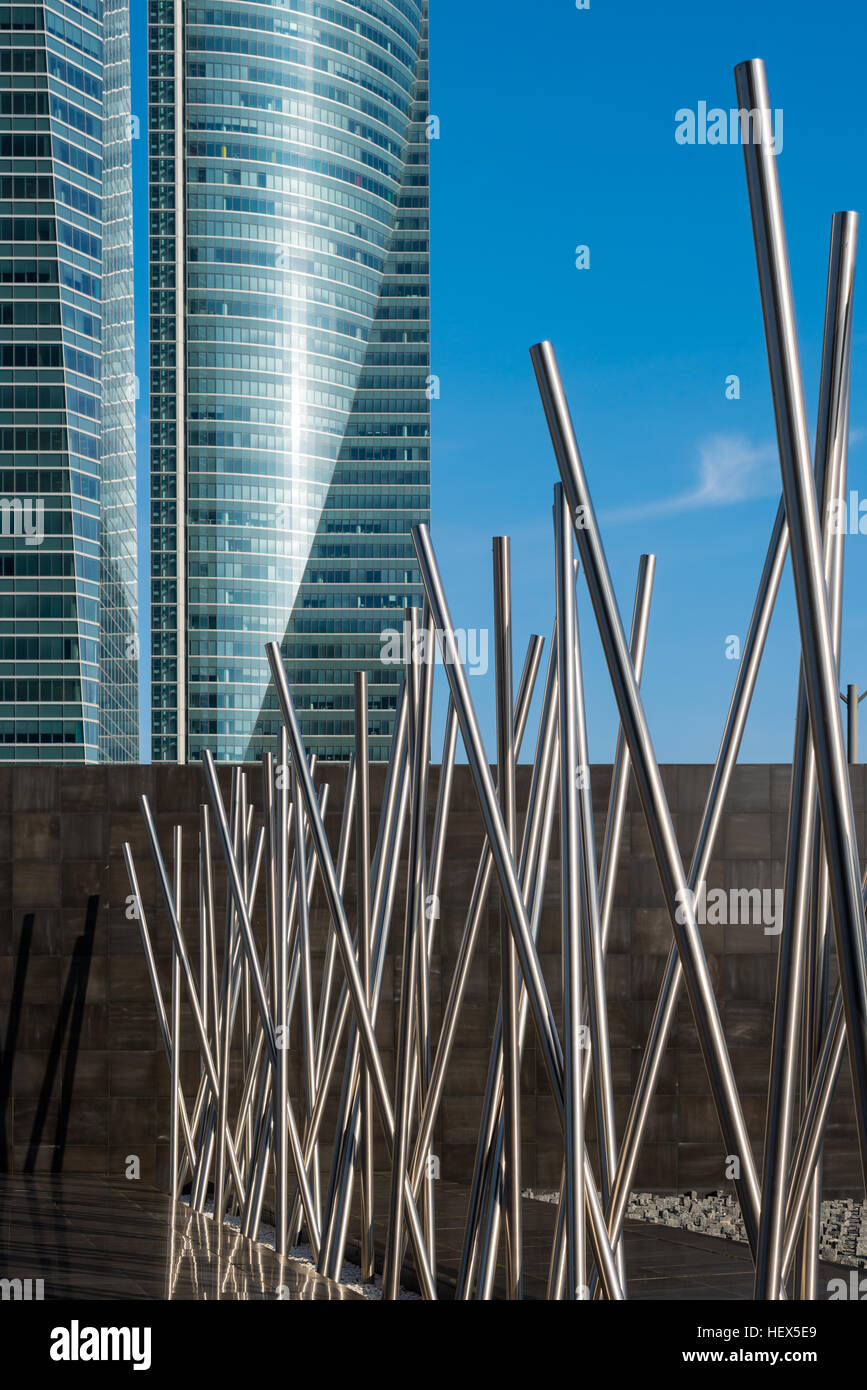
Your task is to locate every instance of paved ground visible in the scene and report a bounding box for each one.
[0,1175,844,1299]
[350,1179,843,1299]
[0,1175,361,1300]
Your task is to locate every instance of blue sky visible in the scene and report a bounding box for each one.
[131,0,867,765]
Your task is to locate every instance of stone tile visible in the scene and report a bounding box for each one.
[728,765,770,812]
[61,813,107,860]
[60,767,108,812]
[13,813,61,861]
[12,861,61,907]
[723,813,772,859]
[12,767,60,812]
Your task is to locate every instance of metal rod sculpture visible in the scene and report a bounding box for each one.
[125,58,865,1299]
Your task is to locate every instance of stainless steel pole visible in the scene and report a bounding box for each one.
[736,57,867,1190]
[530,338,763,1251]
[555,485,586,1298]
[493,536,522,1299]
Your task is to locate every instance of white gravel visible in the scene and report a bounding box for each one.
[523,1188,867,1268]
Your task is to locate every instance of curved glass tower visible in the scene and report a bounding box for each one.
[150,0,430,763]
[0,0,138,762]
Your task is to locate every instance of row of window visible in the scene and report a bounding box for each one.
[0,677,82,700]
[0,724,87,745]
[0,637,91,659]
[182,56,409,127]
[186,10,416,76]
[189,237,384,272]
[183,108,404,163]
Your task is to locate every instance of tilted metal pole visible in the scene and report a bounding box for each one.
[736,57,867,1191]
[265,639,437,1300]
[530,338,763,1253]
[755,208,857,1298]
[554,486,586,1298]
[354,670,375,1284]
[847,685,859,764]
[493,536,522,1299]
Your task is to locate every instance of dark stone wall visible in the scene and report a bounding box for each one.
[0,763,862,1197]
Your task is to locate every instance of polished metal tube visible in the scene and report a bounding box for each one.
[265,639,437,1300]
[293,758,321,1233]
[493,536,522,1299]
[531,338,763,1251]
[354,670,375,1284]
[138,794,246,1203]
[411,524,565,1110]
[571,544,622,1290]
[848,685,859,764]
[383,608,434,1299]
[274,728,290,1254]
[598,554,656,954]
[554,485,586,1298]
[754,207,857,1298]
[170,828,182,1200]
[736,58,867,1191]
[122,842,198,1168]
[202,752,321,1253]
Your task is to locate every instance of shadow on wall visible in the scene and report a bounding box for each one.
[0,897,98,1172]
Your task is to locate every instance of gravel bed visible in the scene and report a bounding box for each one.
[522,1189,867,1268]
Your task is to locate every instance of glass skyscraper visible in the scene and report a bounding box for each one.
[0,0,138,762]
[149,0,430,764]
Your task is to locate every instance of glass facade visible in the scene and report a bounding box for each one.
[150,0,430,764]
[0,0,138,762]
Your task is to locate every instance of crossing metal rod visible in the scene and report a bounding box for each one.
[598,554,656,954]
[553,550,655,1302]
[473,531,625,1305]
[797,224,855,1300]
[411,523,565,1108]
[316,704,411,1275]
[265,640,437,1301]
[383,608,434,1300]
[460,641,559,1298]
[312,757,357,1087]
[571,546,623,1290]
[412,635,544,1216]
[122,843,198,1170]
[170,830,182,1200]
[313,703,410,1272]
[411,524,624,1300]
[555,485,586,1298]
[737,58,867,1194]
[600,495,791,1284]
[755,208,858,1299]
[202,752,322,1254]
[354,670,375,1284]
[320,747,413,1280]
[493,536,522,1299]
[274,729,290,1254]
[782,987,846,1277]
[293,757,321,1233]
[137,795,247,1203]
[531,338,763,1254]
[411,637,546,1298]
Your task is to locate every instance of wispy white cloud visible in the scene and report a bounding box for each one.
[600,434,779,526]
